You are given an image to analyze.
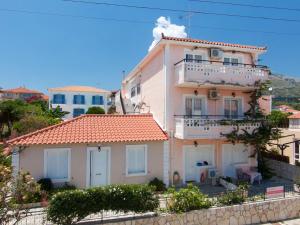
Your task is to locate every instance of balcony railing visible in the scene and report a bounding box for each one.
[174,59,269,87]
[174,115,261,139]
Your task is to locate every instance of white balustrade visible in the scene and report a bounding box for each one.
[175,61,268,87]
[174,117,260,139]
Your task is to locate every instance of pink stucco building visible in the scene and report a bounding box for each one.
[118,35,270,186]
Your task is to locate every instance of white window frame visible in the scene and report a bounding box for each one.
[182,94,207,116]
[223,53,243,66]
[184,49,208,63]
[44,148,71,183]
[126,145,148,177]
[223,96,244,119]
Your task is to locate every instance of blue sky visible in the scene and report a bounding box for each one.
[1,0,300,93]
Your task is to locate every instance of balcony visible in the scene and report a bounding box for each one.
[174,116,261,139]
[174,59,268,88]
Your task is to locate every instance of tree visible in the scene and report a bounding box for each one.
[0,100,26,139]
[0,165,41,225]
[107,105,116,114]
[266,110,290,128]
[86,107,105,114]
[223,82,283,178]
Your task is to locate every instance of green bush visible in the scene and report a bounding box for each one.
[38,178,53,192]
[149,177,166,192]
[167,184,212,213]
[86,106,105,114]
[47,190,90,225]
[217,188,246,206]
[47,184,159,225]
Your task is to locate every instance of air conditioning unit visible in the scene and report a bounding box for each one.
[208,168,218,178]
[208,89,220,100]
[210,48,223,59]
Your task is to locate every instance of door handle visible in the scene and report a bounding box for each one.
[95,173,102,175]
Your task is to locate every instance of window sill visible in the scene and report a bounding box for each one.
[126,172,147,177]
[50,178,70,183]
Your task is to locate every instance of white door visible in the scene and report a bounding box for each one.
[222,144,249,178]
[90,148,109,187]
[184,145,215,182]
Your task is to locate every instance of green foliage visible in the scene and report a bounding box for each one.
[166,184,212,213]
[262,150,289,163]
[266,110,290,128]
[86,106,105,114]
[0,165,41,224]
[149,177,166,192]
[47,184,159,225]
[217,188,246,206]
[0,100,68,141]
[0,147,11,167]
[37,178,53,192]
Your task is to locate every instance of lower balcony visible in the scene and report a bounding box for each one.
[174,116,261,139]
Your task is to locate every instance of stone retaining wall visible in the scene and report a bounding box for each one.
[266,158,300,181]
[88,196,300,225]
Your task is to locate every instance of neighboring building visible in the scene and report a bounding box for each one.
[0,87,47,102]
[48,86,110,119]
[7,114,168,188]
[118,35,269,185]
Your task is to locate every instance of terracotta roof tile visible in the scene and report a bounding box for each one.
[2,87,42,94]
[48,86,110,93]
[7,114,168,147]
[162,36,266,51]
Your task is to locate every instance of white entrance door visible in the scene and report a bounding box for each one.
[222,144,249,178]
[89,147,109,187]
[184,145,215,182]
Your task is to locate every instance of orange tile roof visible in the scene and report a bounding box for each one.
[2,87,42,94]
[48,86,110,93]
[288,113,300,119]
[7,114,168,147]
[162,36,267,51]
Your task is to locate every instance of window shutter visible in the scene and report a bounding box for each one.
[185,98,193,116]
[99,96,104,105]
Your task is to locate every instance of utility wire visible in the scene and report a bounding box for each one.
[1,7,300,36]
[61,0,300,23]
[189,0,300,12]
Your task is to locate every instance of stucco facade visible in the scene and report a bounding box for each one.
[119,36,269,185]
[19,141,165,188]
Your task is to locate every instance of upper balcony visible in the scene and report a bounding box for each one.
[174,59,269,89]
[174,115,261,140]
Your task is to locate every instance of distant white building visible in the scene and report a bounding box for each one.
[48,86,111,119]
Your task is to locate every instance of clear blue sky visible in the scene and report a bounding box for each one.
[1,0,300,93]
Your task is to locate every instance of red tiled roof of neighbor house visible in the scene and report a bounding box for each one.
[2,87,42,94]
[288,113,300,119]
[48,86,110,93]
[162,36,267,51]
[7,114,168,147]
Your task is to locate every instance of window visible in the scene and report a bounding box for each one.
[73,108,85,117]
[224,98,242,119]
[185,97,204,116]
[223,57,239,66]
[44,148,70,182]
[92,95,104,105]
[53,94,66,104]
[185,54,203,63]
[131,87,136,98]
[73,95,85,104]
[126,145,147,176]
[295,141,300,164]
[136,83,141,95]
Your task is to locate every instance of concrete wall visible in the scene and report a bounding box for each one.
[95,196,300,225]
[266,158,300,182]
[19,141,164,188]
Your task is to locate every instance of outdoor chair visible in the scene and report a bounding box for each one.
[236,168,251,183]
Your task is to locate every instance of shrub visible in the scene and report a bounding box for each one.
[38,178,53,192]
[47,190,90,225]
[47,184,159,225]
[86,107,105,114]
[149,177,166,192]
[262,151,289,163]
[217,187,246,206]
[167,184,212,213]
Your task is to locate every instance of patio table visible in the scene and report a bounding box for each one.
[244,171,262,184]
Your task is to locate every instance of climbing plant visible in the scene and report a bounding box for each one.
[222,81,282,178]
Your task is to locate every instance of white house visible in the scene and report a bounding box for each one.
[48,86,111,119]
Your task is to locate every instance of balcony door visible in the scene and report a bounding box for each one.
[224,98,242,119]
[185,97,204,117]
